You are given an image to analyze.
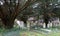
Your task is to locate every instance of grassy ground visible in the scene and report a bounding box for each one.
[20,31,45,36]
[0,27,60,36]
[19,27,60,36]
[20,30,60,36]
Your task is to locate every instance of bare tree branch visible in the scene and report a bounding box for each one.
[0,6,5,18]
[11,0,32,20]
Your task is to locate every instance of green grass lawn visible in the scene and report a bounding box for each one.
[48,32,60,36]
[20,31,60,36]
[20,29,60,36]
[0,30,60,36]
[0,27,60,36]
[20,31,45,36]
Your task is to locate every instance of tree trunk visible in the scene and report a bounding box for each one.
[2,18,14,29]
[43,12,50,28]
[45,20,48,28]
[44,18,49,28]
[24,21,27,27]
